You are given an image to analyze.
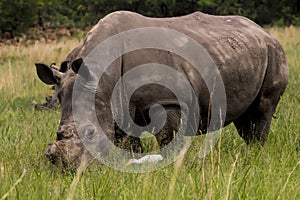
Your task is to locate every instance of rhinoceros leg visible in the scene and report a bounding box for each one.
[130,105,181,148]
[234,43,288,144]
[152,107,181,147]
[114,126,143,153]
[234,78,285,144]
[233,102,273,144]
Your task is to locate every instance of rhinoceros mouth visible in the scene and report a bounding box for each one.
[45,142,57,164]
[45,137,85,167]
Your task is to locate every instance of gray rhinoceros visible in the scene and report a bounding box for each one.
[35,11,288,167]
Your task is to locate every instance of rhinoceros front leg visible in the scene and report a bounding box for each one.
[154,107,181,147]
[114,125,143,154]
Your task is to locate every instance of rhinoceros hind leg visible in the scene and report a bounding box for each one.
[233,104,272,144]
[234,88,283,144]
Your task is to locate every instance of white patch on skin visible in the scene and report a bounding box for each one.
[273,80,280,85]
[89,22,100,34]
[86,24,100,44]
[174,36,189,48]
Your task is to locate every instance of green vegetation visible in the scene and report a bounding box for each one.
[0,26,299,199]
[1,0,300,37]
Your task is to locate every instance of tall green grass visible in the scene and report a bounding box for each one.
[0,27,299,200]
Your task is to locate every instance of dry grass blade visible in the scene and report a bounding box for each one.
[0,169,26,200]
[224,153,240,200]
[167,142,190,200]
[66,154,92,200]
[277,160,300,200]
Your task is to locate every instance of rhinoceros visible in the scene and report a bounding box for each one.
[35,11,288,167]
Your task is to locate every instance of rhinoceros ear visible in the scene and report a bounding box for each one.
[60,60,69,73]
[35,63,59,85]
[71,58,90,80]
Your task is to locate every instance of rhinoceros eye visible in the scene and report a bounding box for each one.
[84,125,95,140]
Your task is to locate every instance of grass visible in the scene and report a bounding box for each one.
[0,26,300,200]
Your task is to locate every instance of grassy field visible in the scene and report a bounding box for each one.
[0,26,300,200]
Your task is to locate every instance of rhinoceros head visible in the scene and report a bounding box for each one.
[35,59,93,167]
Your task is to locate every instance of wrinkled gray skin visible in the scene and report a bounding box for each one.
[36,11,288,167]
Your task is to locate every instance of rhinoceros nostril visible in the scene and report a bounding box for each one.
[56,129,64,140]
[45,143,57,157]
